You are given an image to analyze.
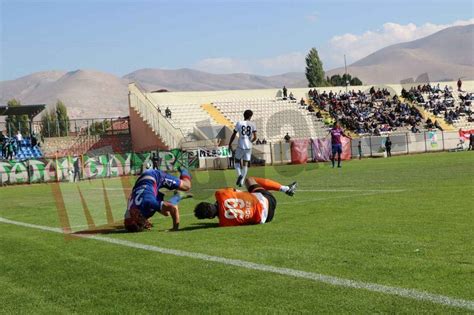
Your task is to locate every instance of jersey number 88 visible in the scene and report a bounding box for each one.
[241,126,252,136]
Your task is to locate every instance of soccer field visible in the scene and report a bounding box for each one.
[1,152,473,313]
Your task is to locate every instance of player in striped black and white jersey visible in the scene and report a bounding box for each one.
[228,110,257,187]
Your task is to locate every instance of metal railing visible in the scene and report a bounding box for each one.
[0,117,130,138]
[128,83,185,148]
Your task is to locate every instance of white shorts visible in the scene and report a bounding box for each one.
[234,147,252,161]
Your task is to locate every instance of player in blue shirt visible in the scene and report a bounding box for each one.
[124,167,192,232]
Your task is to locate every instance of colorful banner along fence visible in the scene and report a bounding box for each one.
[0,149,198,186]
[459,129,474,141]
[198,146,231,159]
[290,140,310,164]
[310,137,351,162]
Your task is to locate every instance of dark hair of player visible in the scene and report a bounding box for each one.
[124,210,148,232]
[243,110,253,120]
[194,202,218,219]
[124,220,145,232]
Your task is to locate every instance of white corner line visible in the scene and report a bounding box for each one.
[0,216,472,311]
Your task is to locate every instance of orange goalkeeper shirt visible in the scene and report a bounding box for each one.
[215,188,269,227]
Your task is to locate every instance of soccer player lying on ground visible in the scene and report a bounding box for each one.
[124,167,192,232]
[194,177,297,227]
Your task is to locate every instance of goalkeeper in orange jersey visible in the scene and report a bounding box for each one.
[194,177,297,227]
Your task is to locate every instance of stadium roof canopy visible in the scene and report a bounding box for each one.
[0,104,46,119]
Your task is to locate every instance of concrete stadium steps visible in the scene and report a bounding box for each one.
[201,103,234,128]
[161,103,219,136]
[129,106,171,151]
[214,99,329,141]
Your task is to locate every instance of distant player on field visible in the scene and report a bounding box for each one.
[328,121,351,168]
[194,177,297,227]
[124,167,192,232]
[228,109,257,186]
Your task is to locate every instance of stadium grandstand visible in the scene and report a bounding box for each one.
[128,80,474,152]
[0,104,45,160]
[0,80,472,163]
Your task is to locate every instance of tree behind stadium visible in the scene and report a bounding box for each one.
[329,74,363,86]
[41,100,70,137]
[305,48,326,87]
[5,99,30,136]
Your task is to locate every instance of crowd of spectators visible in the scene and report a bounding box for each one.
[403,84,473,125]
[304,87,425,135]
[0,130,41,160]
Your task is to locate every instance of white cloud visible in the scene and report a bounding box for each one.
[193,19,474,74]
[327,18,474,66]
[193,52,306,75]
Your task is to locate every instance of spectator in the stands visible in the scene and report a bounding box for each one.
[165,107,172,119]
[256,138,262,145]
[457,78,462,92]
[284,133,291,143]
[6,140,14,160]
[434,120,443,131]
[0,131,6,157]
[31,132,39,147]
[152,153,160,170]
[357,141,362,160]
[262,138,267,145]
[282,86,288,99]
[385,136,392,157]
[300,98,306,106]
[289,92,296,101]
[411,124,420,133]
[426,118,433,129]
[15,130,23,142]
[469,133,474,151]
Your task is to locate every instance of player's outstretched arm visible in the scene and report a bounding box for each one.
[160,202,180,231]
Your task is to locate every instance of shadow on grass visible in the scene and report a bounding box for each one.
[177,222,219,232]
[71,222,220,234]
[72,223,127,235]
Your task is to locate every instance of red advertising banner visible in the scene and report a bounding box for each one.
[459,129,474,141]
[341,137,352,160]
[290,139,309,164]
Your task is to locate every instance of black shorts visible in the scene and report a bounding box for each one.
[248,184,277,223]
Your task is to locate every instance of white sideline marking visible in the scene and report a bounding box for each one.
[296,189,406,193]
[1,216,473,311]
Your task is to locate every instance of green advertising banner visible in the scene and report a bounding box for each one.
[0,149,198,186]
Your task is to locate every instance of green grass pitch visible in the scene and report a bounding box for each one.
[0,152,473,313]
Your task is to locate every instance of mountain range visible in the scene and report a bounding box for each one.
[1,24,472,118]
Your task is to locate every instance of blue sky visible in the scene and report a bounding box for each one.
[1,0,473,80]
